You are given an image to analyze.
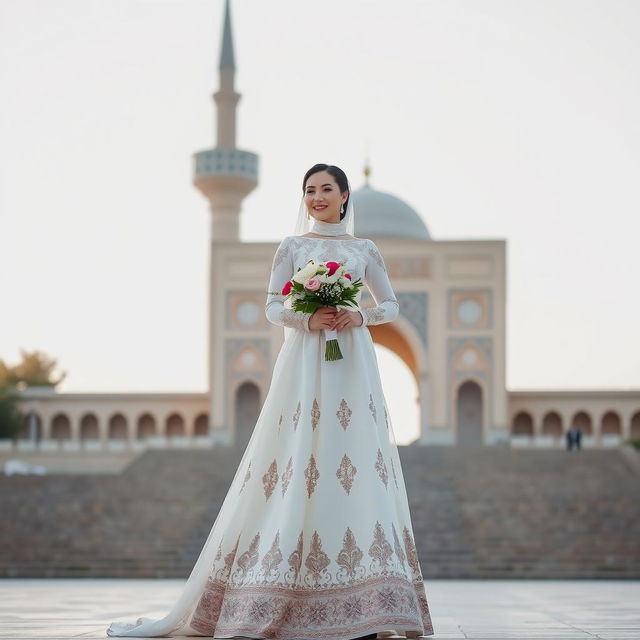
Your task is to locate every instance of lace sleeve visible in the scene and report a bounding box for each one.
[356,239,400,327]
[265,236,313,332]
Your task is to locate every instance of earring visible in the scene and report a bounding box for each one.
[340,204,344,214]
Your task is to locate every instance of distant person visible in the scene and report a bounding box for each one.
[566,426,582,451]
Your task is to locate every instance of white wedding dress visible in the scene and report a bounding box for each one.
[107,235,435,639]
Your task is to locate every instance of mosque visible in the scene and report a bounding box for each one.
[9,0,640,456]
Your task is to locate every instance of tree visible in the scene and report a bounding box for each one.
[0,349,66,439]
[0,386,23,440]
[0,348,66,388]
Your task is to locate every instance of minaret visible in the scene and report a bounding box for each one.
[192,0,259,242]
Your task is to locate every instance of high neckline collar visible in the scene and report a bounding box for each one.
[310,216,349,236]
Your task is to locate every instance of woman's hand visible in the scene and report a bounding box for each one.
[329,308,363,331]
[308,306,339,331]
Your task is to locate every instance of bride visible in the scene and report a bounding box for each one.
[107,163,435,639]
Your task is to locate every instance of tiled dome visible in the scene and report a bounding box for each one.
[352,184,431,240]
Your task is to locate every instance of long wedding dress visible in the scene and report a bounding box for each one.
[107,234,435,639]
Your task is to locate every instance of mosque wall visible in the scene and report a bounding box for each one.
[209,241,278,445]
[7,240,639,453]
[376,238,507,446]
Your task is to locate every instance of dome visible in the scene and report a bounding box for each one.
[352,183,431,240]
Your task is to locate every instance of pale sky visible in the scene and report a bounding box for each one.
[1,0,639,444]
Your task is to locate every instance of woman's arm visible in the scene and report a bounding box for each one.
[357,239,400,327]
[265,236,313,332]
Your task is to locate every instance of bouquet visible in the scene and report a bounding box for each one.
[269,259,363,360]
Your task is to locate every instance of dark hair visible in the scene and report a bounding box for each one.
[302,164,350,221]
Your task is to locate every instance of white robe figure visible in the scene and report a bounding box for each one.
[107,235,435,640]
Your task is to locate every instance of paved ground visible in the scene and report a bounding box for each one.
[0,579,638,639]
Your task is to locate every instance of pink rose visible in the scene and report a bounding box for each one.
[325,261,340,276]
[305,277,321,291]
[282,281,293,295]
[344,273,352,280]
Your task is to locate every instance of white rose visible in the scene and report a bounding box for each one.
[292,262,318,284]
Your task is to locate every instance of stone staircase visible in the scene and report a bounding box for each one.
[401,445,640,578]
[0,445,638,578]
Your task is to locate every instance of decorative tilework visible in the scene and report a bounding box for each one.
[360,291,428,348]
[447,288,493,330]
[446,337,493,432]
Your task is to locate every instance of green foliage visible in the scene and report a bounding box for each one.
[0,386,23,440]
[0,348,66,388]
[290,278,364,314]
[625,438,640,450]
[0,348,66,439]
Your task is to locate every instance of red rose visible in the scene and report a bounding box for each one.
[326,261,340,276]
[344,273,352,280]
[282,281,293,295]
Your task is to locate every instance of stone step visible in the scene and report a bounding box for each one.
[1,447,638,578]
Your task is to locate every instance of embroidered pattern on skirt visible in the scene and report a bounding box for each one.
[375,449,389,489]
[239,462,251,494]
[189,573,431,638]
[336,527,364,581]
[304,454,320,498]
[368,521,393,570]
[311,398,321,431]
[336,398,353,430]
[293,401,301,432]
[263,460,279,500]
[369,394,377,423]
[190,523,433,638]
[336,454,357,495]
[281,457,293,496]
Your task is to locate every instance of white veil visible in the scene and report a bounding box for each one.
[292,179,355,236]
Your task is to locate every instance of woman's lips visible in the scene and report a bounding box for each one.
[314,205,327,210]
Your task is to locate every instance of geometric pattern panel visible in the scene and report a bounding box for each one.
[447,336,493,429]
[447,288,493,330]
[227,291,267,330]
[225,338,271,378]
[361,291,428,348]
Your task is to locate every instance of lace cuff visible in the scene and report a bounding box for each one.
[358,297,399,327]
[265,301,313,332]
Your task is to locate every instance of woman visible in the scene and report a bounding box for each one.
[107,164,434,640]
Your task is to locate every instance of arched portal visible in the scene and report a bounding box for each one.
[80,413,99,440]
[19,412,42,441]
[108,413,128,440]
[137,413,156,440]
[367,320,425,443]
[542,411,562,436]
[456,380,483,446]
[571,411,593,435]
[194,413,209,436]
[512,411,533,436]
[51,413,71,441]
[235,381,261,452]
[601,411,621,436]
[166,413,185,438]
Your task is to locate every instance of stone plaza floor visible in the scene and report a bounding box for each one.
[0,579,638,640]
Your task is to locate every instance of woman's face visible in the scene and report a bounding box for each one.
[304,171,348,223]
